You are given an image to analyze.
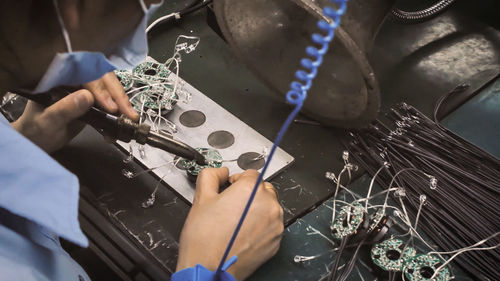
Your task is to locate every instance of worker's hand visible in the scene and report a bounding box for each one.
[176,168,284,280]
[83,71,138,121]
[11,89,94,153]
[12,72,138,153]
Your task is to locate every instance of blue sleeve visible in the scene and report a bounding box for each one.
[171,256,238,281]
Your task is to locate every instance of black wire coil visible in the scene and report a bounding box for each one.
[345,101,500,280]
[391,0,456,24]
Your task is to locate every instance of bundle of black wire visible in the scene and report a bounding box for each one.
[327,237,349,281]
[346,102,500,280]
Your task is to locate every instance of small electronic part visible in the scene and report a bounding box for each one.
[131,61,178,114]
[367,209,392,243]
[180,148,223,182]
[133,61,171,82]
[371,238,417,272]
[115,70,134,91]
[367,208,385,233]
[331,202,365,240]
[116,60,181,121]
[404,254,451,281]
[136,90,178,116]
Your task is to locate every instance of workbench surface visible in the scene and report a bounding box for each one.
[54,1,499,280]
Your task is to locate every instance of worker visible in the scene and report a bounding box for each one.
[0,0,284,281]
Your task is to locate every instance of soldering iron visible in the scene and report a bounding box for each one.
[16,87,206,165]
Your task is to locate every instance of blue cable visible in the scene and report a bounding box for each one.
[214,0,349,279]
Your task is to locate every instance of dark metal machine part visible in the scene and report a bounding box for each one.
[213,0,395,128]
[52,0,500,280]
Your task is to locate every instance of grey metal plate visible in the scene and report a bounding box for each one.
[118,58,294,203]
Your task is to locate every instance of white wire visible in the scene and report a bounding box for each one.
[382,168,425,215]
[124,35,201,135]
[166,58,180,106]
[331,167,347,225]
[398,196,411,232]
[382,195,441,256]
[127,81,174,96]
[52,0,73,52]
[173,35,201,55]
[294,247,341,263]
[359,163,387,212]
[331,199,359,210]
[129,160,175,178]
[413,195,426,233]
[354,187,399,204]
[430,243,500,279]
[138,0,148,13]
[429,232,499,255]
[400,195,426,254]
[139,95,146,123]
[146,13,180,33]
[356,266,365,281]
[126,63,182,133]
[156,59,180,128]
[327,179,360,200]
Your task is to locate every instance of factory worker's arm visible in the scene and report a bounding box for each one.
[12,72,137,153]
[173,168,284,281]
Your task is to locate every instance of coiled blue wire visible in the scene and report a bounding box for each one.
[214,1,349,278]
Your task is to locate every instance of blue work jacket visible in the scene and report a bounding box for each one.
[0,114,90,281]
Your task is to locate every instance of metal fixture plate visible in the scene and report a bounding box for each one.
[118,70,294,203]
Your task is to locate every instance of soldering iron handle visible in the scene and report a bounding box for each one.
[147,131,206,165]
[79,107,121,136]
[14,88,141,143]
[14,88,205,163]
[14,87,113,128]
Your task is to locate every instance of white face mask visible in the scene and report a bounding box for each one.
[29,0,162,94]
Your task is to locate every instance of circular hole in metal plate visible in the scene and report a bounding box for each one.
[237,152,265,170]
[179,110,206,128]
[207,130,235,149]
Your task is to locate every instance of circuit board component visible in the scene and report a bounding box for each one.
[331,202,365,239]
[116,60,179,116]
[367,208,385,233]
[180,148,223,181]
[404,254,451,281]
[371,238,417,271]
[115,70,134,91]
[133,61,171,81]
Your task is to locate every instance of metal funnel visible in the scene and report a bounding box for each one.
[214,0,395,127]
